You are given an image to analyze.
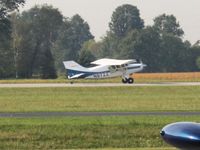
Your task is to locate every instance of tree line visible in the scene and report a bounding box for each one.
[0,1,200,79]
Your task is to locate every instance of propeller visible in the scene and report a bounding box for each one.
[139,59,147,68]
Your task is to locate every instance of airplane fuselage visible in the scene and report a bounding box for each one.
[63,58,146,83]
[67,63,145,79]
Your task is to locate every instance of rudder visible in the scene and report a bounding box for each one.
[63,61,87,71]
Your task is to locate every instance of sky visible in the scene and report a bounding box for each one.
[19,0,200,44]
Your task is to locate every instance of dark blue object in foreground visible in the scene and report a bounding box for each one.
[160,122,200,150]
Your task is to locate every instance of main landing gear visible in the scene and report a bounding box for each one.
[122,77,134,84]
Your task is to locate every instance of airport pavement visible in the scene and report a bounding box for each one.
[0,111,200,118]
[0,82,200,88]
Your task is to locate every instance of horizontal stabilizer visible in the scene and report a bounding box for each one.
[68,73,84,79]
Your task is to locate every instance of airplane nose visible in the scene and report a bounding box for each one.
[141,64,147,68]
[160,130,165,136]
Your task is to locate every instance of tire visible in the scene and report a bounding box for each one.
[122,78,128,83]
[128,78,134,84]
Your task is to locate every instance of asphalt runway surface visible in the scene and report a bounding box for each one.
[1,82,200,87]
[0,111,200,118]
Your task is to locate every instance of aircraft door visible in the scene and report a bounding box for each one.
[121,64,127,72]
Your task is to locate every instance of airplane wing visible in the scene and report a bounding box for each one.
[91,58,136,66]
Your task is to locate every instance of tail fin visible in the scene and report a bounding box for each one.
[63,61,88,71]
[63,61,88,79]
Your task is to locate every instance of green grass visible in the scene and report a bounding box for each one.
[0,116,198,149]
[0,86,198,149]
[0,86,200,112]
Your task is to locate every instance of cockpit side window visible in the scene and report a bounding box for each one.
[109,65,117,73]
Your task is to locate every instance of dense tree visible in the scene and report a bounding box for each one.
[0,0,25,16]
[0,0,25,78]
[78,49,95,67]
[99,32,120,58]
[0,14,11,40]
[133,27,162,72]
[159,34,189,72]
[2,3,199,79]
[196,57,200,70]
[97,4,145,60]
[0,28,14,78]
[52,19,71,73]
[78,39,101,58]
[53,15,94,73]
[149,14,192,72]
[153,14,184,37]
[109,4,144,37]
[65,14,94,60]
[189,43,200,71]
[12,15,35,78]
[104,12,194,72]
[0,0,25,40]
[0,14,13,78]
[14,5,63,78]
[117,30,139,59]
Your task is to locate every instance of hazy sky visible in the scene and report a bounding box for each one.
[19,0,200,43]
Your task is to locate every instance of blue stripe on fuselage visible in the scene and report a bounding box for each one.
[67,69,110,79]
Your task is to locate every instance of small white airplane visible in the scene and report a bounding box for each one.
[63,58,146,83]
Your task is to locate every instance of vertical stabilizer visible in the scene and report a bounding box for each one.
[63,61,89,79]
[63,61,87,71]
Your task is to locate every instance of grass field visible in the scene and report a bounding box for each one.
[0,116,198,149]
[0,84,199,149]
[0,86,200,112]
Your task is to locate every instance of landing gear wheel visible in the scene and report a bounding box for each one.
[122,78,128,83]
[128,78,134,84]
[122,78,134,84]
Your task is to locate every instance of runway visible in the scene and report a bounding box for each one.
[0,111,200,118]
[0,82,200,87]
